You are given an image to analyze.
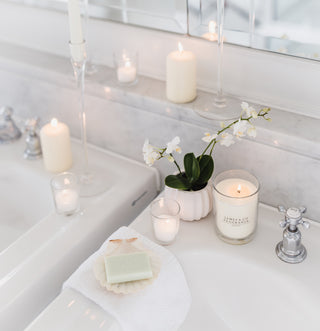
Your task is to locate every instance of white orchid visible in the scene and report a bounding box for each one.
[142,103,271,190]
[143,139,160,166]
[247,125,257,137]
[166,136,182,154]
[166,155,175,163]
[233,120,248,138]
[241,102,257,118]
[202,132,218,143]
[220,132,235,147]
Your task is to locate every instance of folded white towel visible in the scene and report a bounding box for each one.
[63,226,191,331]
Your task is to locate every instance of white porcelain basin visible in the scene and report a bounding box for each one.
[0,138,159,331]
[26,203,320,331]
[0,160,52,252]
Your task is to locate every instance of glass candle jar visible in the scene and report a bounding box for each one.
[150,198,180,245]
[213,169,260,244]
[113,50,138,86]
[51,172,80,216]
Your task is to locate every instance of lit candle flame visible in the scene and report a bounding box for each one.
[51,118,58,127]
[208,20,216,34]
[178,42,184,53]
[237,184,241,194]
[124,60,132,68]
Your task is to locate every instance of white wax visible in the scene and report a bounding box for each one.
[214,178,258,239]
[117,63,137,83]
[40,119,73,173]
[153,214,179,243]
[67,0,83,44]
[54,189,79,214]
[166,45,196,103]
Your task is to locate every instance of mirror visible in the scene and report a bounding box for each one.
[189,0,320,61]
[5,0,320,61]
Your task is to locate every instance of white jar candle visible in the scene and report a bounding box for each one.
[117,61,137,83]
[166,42,197,103]
[114,50,138,85]
[51,172,80,216]
[151,198,180,245]
[40,118,73,173]
[153,215,179,243]
[213,170,260,244]
[54,189,79,214]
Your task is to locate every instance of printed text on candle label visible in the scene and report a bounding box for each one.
[223,216,249,226]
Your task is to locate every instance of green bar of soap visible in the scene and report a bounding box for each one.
[104,252,153,284]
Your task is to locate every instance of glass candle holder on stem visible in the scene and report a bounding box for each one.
[113,50,138,86]
[151,198,180,245]
[213,169,260,245]
[69,41,107,197]
[194,0,241,121]
[51,172,80,216]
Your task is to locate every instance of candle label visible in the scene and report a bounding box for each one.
[223,216,249,226]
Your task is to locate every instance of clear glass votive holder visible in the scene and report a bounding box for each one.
[150,198,180,245]
[51,172,80,216]
[113,49,138,86]
[213,169,260,245]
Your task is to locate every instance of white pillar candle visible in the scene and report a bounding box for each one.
[117,61,137,83]
[153,214,179,243]
[214,178,258,240]
[40,118,73,173]
[67,0,83,44]
[166,42,197,103]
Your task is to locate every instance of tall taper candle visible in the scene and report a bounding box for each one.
[68,0,83,44]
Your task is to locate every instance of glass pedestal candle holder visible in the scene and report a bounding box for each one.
[113,50,138,86]
[213,169,260,244]
[151,198,180,245]
[51,172,80,216]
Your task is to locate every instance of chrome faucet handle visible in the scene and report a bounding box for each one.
[277,205,309,230]
[276,205,309,263]
[0,106,22,144]
[0,106,13,119]
[23,117,42,160]
[25,117,40,133]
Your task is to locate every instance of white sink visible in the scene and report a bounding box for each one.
[26,203,320,331]
[0,138,159,331]
[0,160,52,252]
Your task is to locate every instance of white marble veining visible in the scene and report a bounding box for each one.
[0,42,320,220]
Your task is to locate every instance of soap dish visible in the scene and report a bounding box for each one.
[93,238,161,294]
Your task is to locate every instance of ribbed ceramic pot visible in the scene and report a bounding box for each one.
[164,182,213,221]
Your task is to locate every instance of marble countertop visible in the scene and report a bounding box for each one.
[26,200,320,331]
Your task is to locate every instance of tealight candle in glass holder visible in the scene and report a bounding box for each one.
[113,50,138,86]
[151,198,180,245]
[213,169,260,244]
[51,172,80,216]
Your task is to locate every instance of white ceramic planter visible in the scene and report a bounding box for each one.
[164,183,213,221]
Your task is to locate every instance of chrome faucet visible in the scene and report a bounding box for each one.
[0,106,22,144]
[276,206,309,264]
[24,117,42,160]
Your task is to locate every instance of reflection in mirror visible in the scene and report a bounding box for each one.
[7,0,188,34]
[189,0,320,61]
